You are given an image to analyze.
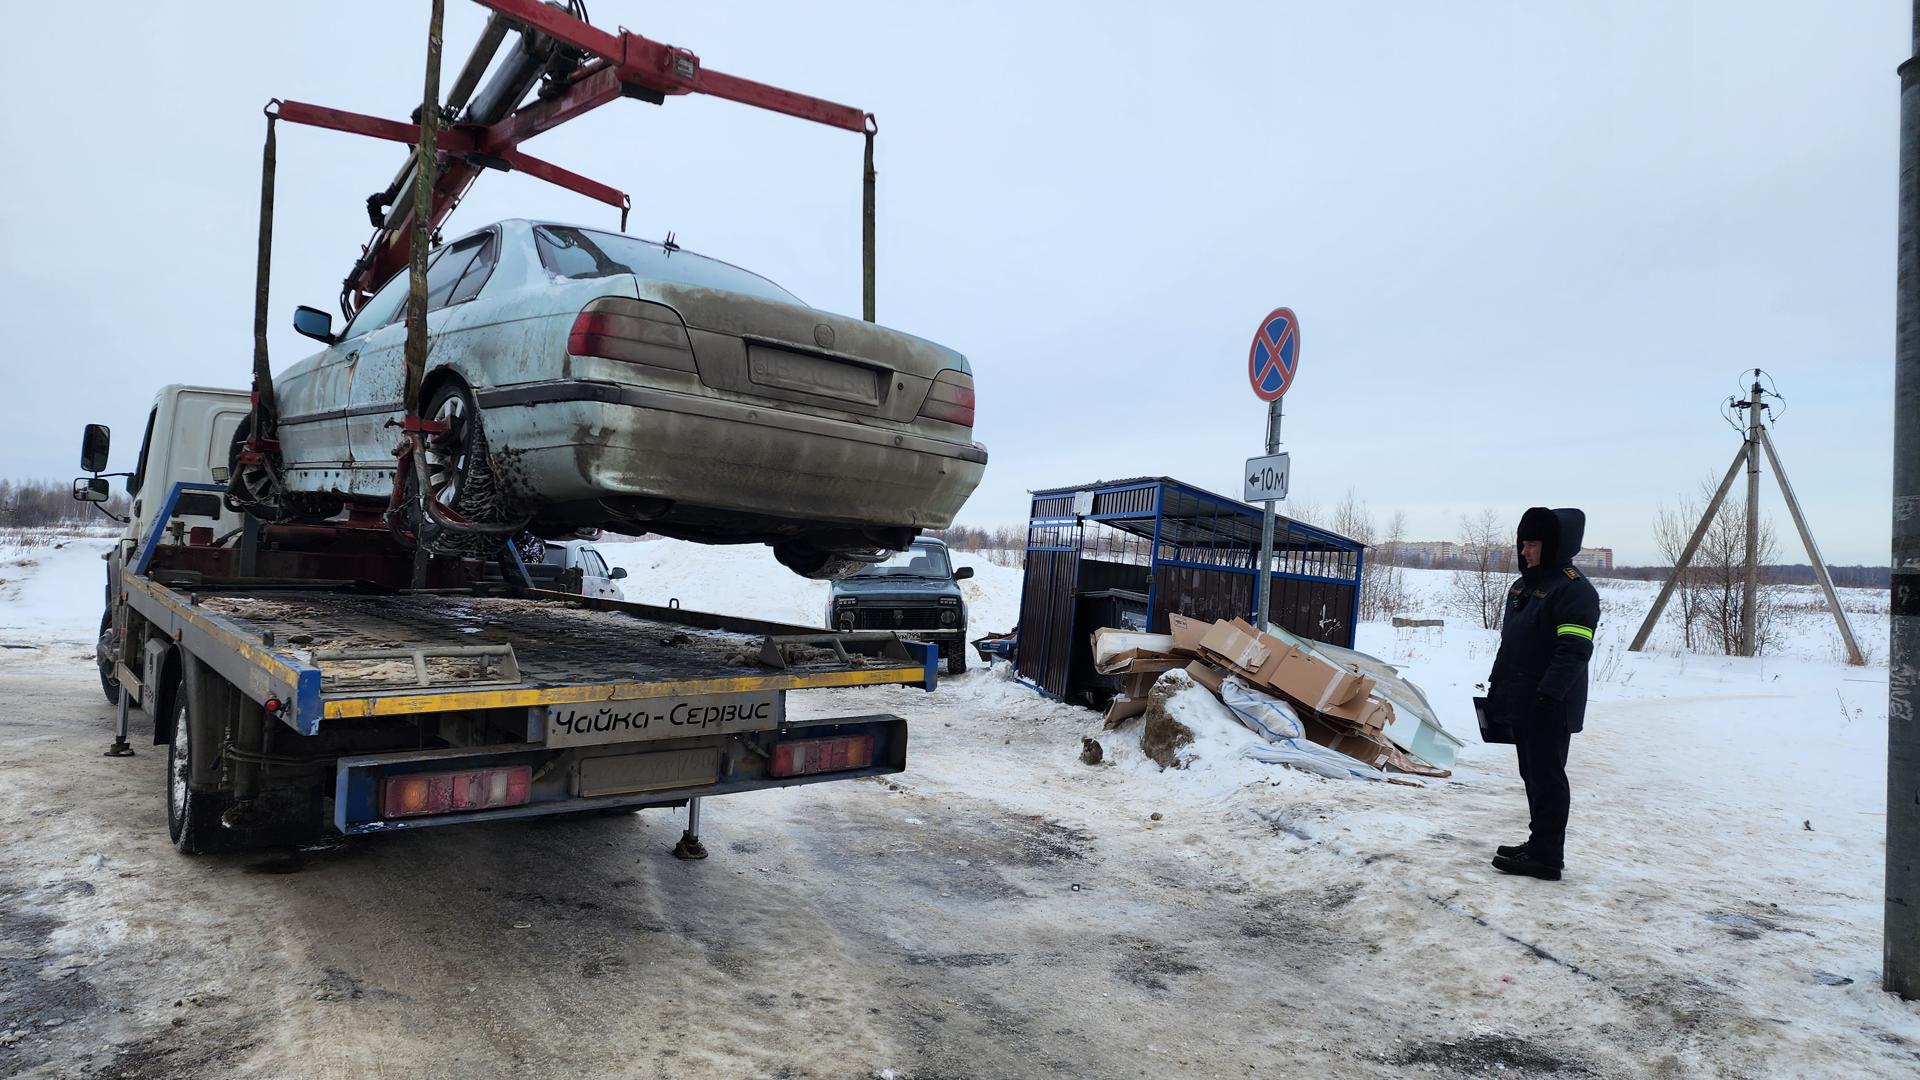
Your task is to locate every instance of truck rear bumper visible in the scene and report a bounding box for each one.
[332,714,906,836]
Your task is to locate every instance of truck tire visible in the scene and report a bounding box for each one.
[167,666,323,854]
[166,679,229,856]
[97,608,120,706]
[945,640,967,676]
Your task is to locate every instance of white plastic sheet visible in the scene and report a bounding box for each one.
[1218,677,1304,741]
[1242,740,1394,782]
[1220,676,1395,782]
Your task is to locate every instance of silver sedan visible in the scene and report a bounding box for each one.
[264,220,987,577]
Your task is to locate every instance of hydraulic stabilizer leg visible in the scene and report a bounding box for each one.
[672,797,708,860]
[105,691,134,758]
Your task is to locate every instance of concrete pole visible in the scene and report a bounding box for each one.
[1885,0,1920,1002]
[1628,440,1749,652]
[1757,427,1864,665]
[1254,399,1282,632]
[1738,378,1763,656]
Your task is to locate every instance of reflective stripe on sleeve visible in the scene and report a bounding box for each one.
[1557,624,1594,641]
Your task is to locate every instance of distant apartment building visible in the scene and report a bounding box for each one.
[1384,541,1456,566]
[1386,540,1610,572]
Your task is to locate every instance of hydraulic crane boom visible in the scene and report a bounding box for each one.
[283,0,874,316]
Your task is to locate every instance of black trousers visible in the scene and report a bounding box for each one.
[1514,725,1572,866]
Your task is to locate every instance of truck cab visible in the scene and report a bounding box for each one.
[826,537,974,675]
[75,385,251,556]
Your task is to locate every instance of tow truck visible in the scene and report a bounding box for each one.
[75,387,931,855]
[68,2,929,856]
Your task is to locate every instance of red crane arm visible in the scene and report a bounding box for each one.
[271,1,872,310]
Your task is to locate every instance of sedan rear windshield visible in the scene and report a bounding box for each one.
[534,225,804,307]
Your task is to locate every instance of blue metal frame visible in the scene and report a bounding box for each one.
[133,481,227,576]
[1017,478,1368,697]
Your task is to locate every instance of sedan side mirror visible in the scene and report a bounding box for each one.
[72,476,110,503]
[610,567,628,580]
[953,566,974,580]
[293,305,336,344]
[80,423,111,472]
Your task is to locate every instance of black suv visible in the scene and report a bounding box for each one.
[826,538,974,675]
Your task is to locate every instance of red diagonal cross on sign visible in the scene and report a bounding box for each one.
[1247,307,1301,402]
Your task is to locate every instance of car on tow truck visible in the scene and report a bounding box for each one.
[264,220,988,579]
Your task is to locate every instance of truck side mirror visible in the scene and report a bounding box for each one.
[953,566,974,580]
[80,423,110,472]
[72,476,110,503]
[293,305,336,344]
[610,567,628,580]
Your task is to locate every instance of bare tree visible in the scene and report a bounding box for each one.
[1446,507,1509,630]
[1650,493,1707,650]
[1692,488,1783,655]
[1319,489,1411,623]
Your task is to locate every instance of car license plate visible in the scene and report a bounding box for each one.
[543,691,782,748]
[747,344,881,405]
[577,748,722,796]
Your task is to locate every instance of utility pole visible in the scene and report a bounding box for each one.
[1886,0,1920,1002]
[1739,378,1762,656]
[1629,380,1861,662]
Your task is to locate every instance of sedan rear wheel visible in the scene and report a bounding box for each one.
[415,382,509,556]
[423,390,474,511]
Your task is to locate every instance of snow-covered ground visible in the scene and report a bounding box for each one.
[2,531,1915,1076]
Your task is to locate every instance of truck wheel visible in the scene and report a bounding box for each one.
[166,683,228,856]
[97,609,120,706]
[946,641,968,676]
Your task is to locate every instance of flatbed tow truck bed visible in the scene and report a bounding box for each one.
[109,530,933,848]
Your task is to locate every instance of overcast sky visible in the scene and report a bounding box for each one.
[0,1,1903,564]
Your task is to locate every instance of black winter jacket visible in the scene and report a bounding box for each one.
[1488,507,1601,734]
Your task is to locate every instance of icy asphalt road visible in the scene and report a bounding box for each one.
[2,643,1918,1078]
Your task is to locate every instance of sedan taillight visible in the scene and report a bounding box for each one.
[568,297,696,372]
[917,370,975,427]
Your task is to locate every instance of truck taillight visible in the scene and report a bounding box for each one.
[568,297,695,372]
[917,370,975,427]
[382,766,533,818]
[771,735,875,778]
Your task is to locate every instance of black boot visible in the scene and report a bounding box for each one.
[1491,851,1562,881]
[1495,841,1530,859]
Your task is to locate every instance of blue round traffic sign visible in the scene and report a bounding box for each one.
[1247,308,1300,402]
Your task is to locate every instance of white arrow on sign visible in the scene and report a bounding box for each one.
[1244,452,1291,503]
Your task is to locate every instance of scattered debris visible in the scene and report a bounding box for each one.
[1089,614,1456,781]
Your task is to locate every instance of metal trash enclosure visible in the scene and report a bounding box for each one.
[1016,477,1364,701]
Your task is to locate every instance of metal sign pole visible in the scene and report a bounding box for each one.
[1255,398,1282,631]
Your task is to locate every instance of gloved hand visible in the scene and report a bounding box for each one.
[1532,694,1559,725]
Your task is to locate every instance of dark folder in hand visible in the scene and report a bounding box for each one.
[1473,696,1514,745]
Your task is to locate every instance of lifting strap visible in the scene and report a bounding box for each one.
[249,106,279,439]
[863,114,876,323]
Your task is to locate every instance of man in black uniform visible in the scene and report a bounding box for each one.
[1486,507,1600,881]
